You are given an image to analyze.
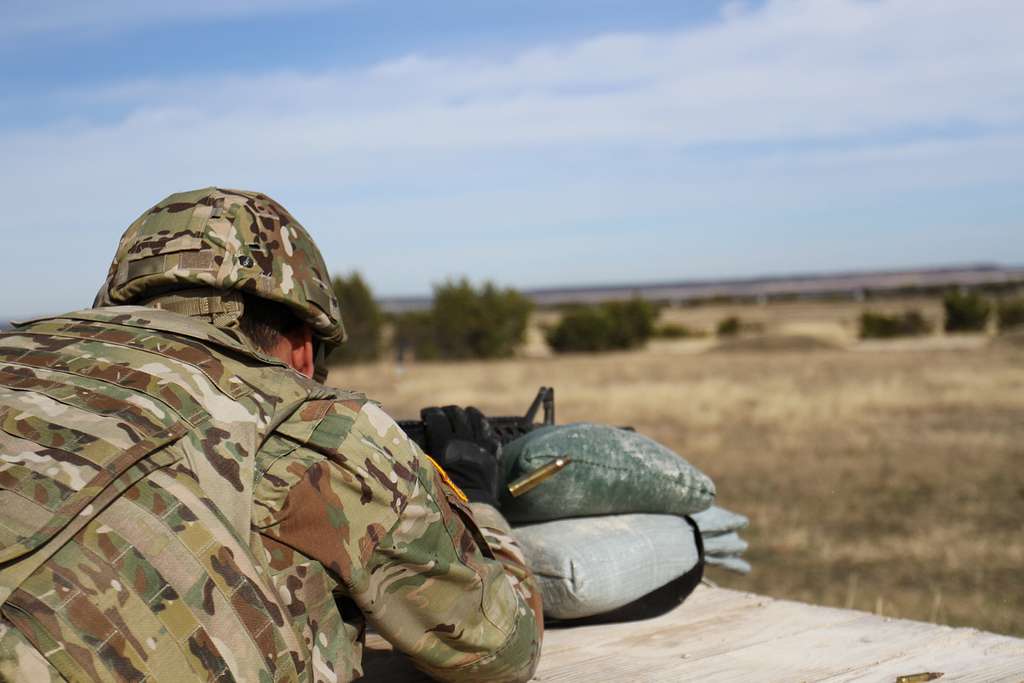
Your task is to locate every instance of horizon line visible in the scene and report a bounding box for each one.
[377,261,1024,304]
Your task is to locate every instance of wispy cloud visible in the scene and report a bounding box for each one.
[2,0,1022,314]
[28,0,1024,143]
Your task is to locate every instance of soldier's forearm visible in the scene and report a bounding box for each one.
[469,502,545,641]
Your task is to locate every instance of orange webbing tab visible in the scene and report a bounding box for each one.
[423,454,469,503]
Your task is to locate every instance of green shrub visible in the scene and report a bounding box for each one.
[605,299,657,349]
[996,298,1024,332]
[655,322,699,339]
[391,310,439,361]
[943,290,991,333]
[431,279,532,359]
[546,299,658,353]
[394,279,532,360]
[546,306,615,352]
[859,310,931,339]
[329,272,382,364]
[716,316,741,337]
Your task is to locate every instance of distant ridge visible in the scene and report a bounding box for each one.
[6,264,1022,320]
[379,263,1024,312]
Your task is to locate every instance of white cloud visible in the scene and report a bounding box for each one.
[1,0,1022,312]
[22,0,1024,146]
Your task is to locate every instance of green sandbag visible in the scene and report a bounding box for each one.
[500,423,715,523]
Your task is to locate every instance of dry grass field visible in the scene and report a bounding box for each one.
[329,300,1024,637]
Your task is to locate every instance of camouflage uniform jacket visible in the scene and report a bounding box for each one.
[0,306,542,682]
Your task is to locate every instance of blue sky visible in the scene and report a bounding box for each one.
[1,0,1022,317]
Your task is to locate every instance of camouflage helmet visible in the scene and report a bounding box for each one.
[94,187,346,348]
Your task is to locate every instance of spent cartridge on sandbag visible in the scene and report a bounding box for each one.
[508,457,572,497]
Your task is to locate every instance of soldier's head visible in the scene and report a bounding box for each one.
[94,187,345,380]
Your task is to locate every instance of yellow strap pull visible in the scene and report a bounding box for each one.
[423,454,469,503]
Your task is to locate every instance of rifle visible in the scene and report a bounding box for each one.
[399,387,633,497]
[398,386,557,452]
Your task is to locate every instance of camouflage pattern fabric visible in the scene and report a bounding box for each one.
[0,306,541,682]
[93,187,346,349]
[0,618,63,682]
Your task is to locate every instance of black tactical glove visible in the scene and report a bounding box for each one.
[420,405,503,508]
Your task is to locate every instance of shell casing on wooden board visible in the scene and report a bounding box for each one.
[895,673,943,683]
[507,457,572,497]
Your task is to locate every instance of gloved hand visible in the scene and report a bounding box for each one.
[420,405,503,508]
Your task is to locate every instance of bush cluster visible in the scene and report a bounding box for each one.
[329,272,382,363]
[546,299,657,353]
[392,310,438,360]
[394,279,532,360]
[654,322,700,339]
[329,274,1021,364]
[996,297,1024,332]
[943,290,991,333]
[716,316,741,337]
[859,310,931,339]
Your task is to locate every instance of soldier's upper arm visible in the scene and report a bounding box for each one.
[346,404,540,682]
[256,398,540,683]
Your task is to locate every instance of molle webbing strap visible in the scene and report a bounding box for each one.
[143,288,245,328]
[0,425,186,605]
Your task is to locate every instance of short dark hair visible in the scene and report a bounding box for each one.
[239,295,303,353]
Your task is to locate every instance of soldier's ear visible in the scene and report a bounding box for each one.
[287,325,316,379]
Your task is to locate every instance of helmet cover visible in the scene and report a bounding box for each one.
[94,187,346,347]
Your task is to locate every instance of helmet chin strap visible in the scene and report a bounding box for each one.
[312,341,329,384]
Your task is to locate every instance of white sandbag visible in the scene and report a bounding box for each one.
[691,505,749,537]
[512,514,700,620]
[702,531,749,557]
[706,555,752,574]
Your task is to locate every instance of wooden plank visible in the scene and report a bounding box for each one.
[362,586,1024,682]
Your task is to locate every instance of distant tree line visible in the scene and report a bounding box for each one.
[326,275,1024,364]
[858,290,1024,339]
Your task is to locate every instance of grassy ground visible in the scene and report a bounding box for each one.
[329,304,1024,637]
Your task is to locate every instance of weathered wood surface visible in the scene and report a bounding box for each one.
[362,585,1024,682]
